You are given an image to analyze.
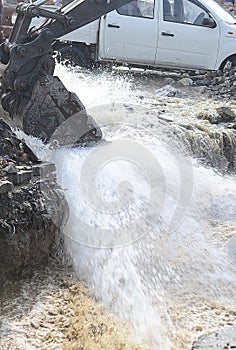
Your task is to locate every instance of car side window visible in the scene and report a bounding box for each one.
[163,0,174,21]
[163,0,210,26]
[183,0,210,25]
[117,0,155,19]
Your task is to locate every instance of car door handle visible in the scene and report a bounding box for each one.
[161,31,174,37]
[108,24,120,28]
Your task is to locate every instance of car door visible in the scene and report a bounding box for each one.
[99,0,158,65]
[156,0,220,70]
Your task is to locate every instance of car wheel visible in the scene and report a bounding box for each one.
[221,57,236,72]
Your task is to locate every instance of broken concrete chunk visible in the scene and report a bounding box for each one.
[32,163,56,177]
[7,169,33,185]
[3,162,17,174]
[0,180,14,194]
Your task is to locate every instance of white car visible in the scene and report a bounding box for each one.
[32,0,236,71]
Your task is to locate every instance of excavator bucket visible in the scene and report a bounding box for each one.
[1,68,102,147]
[0,0,132,147]
[22,75,102,146]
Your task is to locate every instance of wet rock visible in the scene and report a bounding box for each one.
[216,107,236,123]
[7,168,33,185]
[196,108,236,125]
[178,77,193,86]
[211,85,220,92]
[0,179,68,287]
[175,124,236,173]
[0,119,68,287]
[216,70,223,77]
[163,77,175,85]
[30,319,40,329]
[195,78,210,86]
[3,162,17,174]
[191,64,236,99]
[192,326,236,349]
[211,77,221,85]
[156,85,183,97]
[195,86,208,94]
[196,111,218,124]
[0,180,13,194]
[0,118,38,164]
[32,162,56,177]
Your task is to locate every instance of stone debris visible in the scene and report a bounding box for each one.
[189,66,236,100]
[216,107,236,123]
[154,62,236,102]
[0,118,57,189]
[196,107,236,124]
[3,162,17,174]
[192,326,236,349]
[0,118,68,285]
[0,118,38,164]
[0,177,68,284]
[0,118,43,191]
[156,84,183,97]
[0,179,14,194]
[178,77,194,86]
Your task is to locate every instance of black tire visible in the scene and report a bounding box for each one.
[220,56,236,72]
[55,45,89,68]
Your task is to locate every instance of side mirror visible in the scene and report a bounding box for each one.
[202,17,216,28]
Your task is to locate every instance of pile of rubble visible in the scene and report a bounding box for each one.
[0,118,38,163]
[171,61,236,100]
[0,118,68,285]
[154,67,236,101]
[192,66,236,99]
[0,118,40,190]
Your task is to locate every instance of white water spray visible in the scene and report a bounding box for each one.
[22,65,236,349]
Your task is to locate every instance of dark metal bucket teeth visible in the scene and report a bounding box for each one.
[22,75,102,146]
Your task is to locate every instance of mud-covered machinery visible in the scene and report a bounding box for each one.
[0,0,132,146]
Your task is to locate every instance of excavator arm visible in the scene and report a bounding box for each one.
[0,0,132,145]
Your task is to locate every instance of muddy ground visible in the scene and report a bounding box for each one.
[0,264,154,350]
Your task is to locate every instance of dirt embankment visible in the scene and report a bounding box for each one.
[0,117,67,287]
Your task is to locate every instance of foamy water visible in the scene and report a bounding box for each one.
[21,65,236,349]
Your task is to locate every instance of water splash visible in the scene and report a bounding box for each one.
[19,65,236,348]
[47,120,235,348]
[55,65,142,108]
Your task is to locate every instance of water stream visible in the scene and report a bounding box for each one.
[49,66,236,348]
[3,65,236,349]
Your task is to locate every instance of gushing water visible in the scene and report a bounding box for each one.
[25,66,236,349]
